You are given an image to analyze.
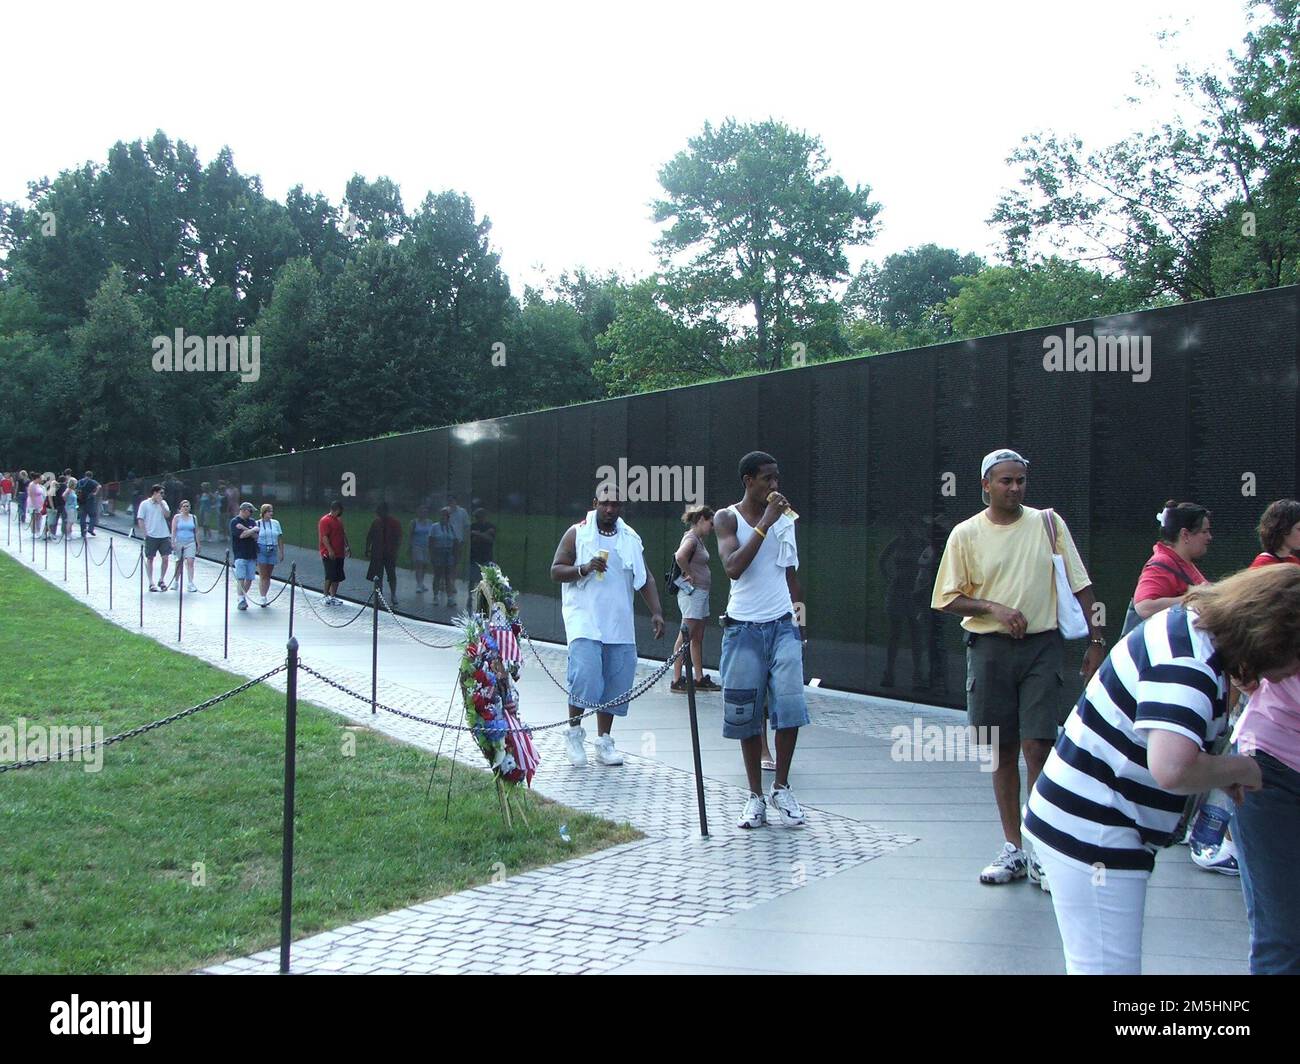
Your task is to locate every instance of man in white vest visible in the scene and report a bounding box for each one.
[551,485,665,766]
[715,451,810,829]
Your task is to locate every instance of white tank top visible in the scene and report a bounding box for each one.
[562,528,637,644]
[725,505,795,622]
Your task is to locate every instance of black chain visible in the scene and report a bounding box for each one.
[518,624,687,710]
[0,664,288,773]
[114,545,144,580]
[298,586,376,628]
[374,586,461,648]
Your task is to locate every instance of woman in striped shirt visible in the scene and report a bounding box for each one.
[1022,565,1300,975]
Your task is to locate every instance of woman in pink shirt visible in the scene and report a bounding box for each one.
[27,476,46,537]
[1231,673,1300,973]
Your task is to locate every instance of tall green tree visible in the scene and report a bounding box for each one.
[944,258,1158,337]
[992,0,1300,301]
[654,118,880,371]
[68,270,161,477]
[846,244,986,340]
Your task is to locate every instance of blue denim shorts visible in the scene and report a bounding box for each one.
[257,544,278,566]
[234,558,257,581]
[566,639,638,717]
[719,615,809,739]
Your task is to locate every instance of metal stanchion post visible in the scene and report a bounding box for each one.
[371,576,381,715]
[139,544,144,628]
[44,527,48,569]
[681,623,710,838]
[177,556,184,642]
[280,637,299,975]
[109,539,114,610]
[63,530,68,581]
[288,564,297,639]
[223,550,230,660]
[83,531,88,592]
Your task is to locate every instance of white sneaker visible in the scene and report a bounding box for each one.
[594,734,624,766]
[768,784,807,827]
[565,726,588,767]
[979,842,1029,884]
[1027,856,1051,893]
[737,793,768,829]
[187,583,198,593]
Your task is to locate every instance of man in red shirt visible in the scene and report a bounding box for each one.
[318,500,351,605]
[365,502,403,606]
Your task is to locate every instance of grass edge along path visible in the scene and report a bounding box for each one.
[0,551,640,974]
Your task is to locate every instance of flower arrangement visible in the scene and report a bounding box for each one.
[456,564,538,818]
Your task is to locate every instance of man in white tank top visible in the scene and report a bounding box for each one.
[551,485,665,767]
[714,451,810,829]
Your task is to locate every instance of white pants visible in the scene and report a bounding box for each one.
[1035,844,1149,974]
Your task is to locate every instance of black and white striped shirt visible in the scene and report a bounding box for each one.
[1023,605,1229,875]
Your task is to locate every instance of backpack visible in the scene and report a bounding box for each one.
[1120,560,1191,636]
[664,532,698,600]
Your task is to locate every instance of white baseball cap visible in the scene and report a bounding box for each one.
[980,449,1028,503]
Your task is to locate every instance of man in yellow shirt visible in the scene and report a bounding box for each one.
[931,449,1106,890]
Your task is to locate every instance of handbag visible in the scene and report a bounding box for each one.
[1042,509,1089,639]
[1120,560,1188,636]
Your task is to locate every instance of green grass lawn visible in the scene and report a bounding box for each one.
[0,551,639,974]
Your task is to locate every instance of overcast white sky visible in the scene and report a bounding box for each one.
[3,0,1256,293]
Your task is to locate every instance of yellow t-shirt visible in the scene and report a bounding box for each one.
[930,505,1091,634]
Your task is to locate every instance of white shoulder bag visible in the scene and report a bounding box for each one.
[1042,509,1089,639]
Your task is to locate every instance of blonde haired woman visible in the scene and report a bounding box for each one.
[171,499,200,592]
[1023,565,1300,974]
[254,503,284,607]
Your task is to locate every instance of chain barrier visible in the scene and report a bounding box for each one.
[374,585,462,648]
[195,559,226,594]
[0,664,288,773]
[517,624,688,710]
[297,585,377,628]
[262,577,291,605]
[298,632,686,732]
[87,537,113,567]
[114,545,144,580]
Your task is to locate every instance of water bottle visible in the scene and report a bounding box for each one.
[1188,788,1233,849]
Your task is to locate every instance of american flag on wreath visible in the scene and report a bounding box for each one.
[490,624,520,665]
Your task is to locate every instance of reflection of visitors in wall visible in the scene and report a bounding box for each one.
[410,505,435,595]
[878,518,925,690]
[428,507,459,608]
[915,516,953,694]
[365,502,402,606]
[466,507,496,610]
[448,494,470,594]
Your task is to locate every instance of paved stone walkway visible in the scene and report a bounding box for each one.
[2,514,1250,975]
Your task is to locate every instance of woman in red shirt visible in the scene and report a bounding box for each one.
[1121,500,1211,634]
[1250,499,1300,568]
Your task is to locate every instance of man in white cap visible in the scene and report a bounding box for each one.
[550,483,665,767]
[930,448,1106,890]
